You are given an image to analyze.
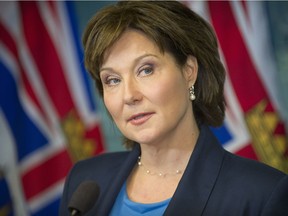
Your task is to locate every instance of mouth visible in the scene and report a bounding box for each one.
[127,112,154,126]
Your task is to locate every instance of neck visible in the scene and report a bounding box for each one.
[138,155,183,177]
[139,124,199,172]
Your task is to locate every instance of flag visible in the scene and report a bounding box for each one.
[188,1,288,173]
[0,1,104,215]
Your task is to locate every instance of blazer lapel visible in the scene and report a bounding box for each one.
[95,144,141,216]
[164,125,225,216]
[87,125,224,216]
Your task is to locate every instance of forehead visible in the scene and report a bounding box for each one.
[102,30,161,67]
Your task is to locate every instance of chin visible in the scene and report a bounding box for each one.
[124,127,163,145]
[131,133,160,145]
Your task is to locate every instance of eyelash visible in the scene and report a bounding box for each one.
[103,76,120,86]
[102,64,154,86]
[138,64,154,76]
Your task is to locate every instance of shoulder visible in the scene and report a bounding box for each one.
[65,151,132,193]
[71,151,131,179]
[198,125,286,193]
[200,125,286,190]
[223,151,285,182]
[60,151,132,215]
[207,150,288,215]
[219,150,287,198]
[75,151,130,168]
[200,125,285,185]
[226,153,288,215]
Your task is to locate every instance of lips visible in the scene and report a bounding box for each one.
[127,112,154,126]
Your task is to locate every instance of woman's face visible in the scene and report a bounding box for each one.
[100,30,197,145]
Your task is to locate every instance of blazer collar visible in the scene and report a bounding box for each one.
[95,144,141,216]
[164,125,225,216]
[90,125,225,216]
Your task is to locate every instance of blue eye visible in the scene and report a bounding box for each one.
[139,66,153,76]
[104,77,120,86]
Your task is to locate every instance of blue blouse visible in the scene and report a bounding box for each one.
[109,182,171,216]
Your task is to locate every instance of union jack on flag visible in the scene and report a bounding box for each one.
[0,1,104,215]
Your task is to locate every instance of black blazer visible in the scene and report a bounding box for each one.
[60,125,288,216]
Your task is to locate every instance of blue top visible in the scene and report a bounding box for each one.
[110,182,171,216]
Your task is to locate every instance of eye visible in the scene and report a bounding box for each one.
[138,65,153,77]
[102,76,121,86]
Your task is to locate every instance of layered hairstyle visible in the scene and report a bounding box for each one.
[83,1,226,147]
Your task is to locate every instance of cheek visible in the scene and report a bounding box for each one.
[151,78,187,107]
[103,93,120,119]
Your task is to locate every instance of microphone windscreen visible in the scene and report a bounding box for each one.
[68,181,100,215]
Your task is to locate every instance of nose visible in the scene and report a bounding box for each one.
[123,78,142,105]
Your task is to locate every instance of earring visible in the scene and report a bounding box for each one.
[189,85,196,101]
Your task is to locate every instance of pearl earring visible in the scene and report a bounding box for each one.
[189,85,196,101]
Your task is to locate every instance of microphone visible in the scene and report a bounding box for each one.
[68,181,100,216]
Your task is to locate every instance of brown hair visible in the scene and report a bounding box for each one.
[83,1,226,148]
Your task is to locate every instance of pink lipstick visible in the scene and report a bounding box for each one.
[128,112,154,126]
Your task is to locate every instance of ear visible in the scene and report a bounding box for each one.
[183,55,198,88]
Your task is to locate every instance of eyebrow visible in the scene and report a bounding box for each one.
[100,54,159,73]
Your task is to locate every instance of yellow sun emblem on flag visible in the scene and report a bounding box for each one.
[245,99,288,173]
[61,110,96,163]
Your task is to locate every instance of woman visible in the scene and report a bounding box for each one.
[60,1,288,215]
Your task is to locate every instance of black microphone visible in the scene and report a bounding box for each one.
[68,181,100,216]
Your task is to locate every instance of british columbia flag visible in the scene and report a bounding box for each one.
[0,1,104,215]
[0,1,287,216]
[189,1,288,172]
